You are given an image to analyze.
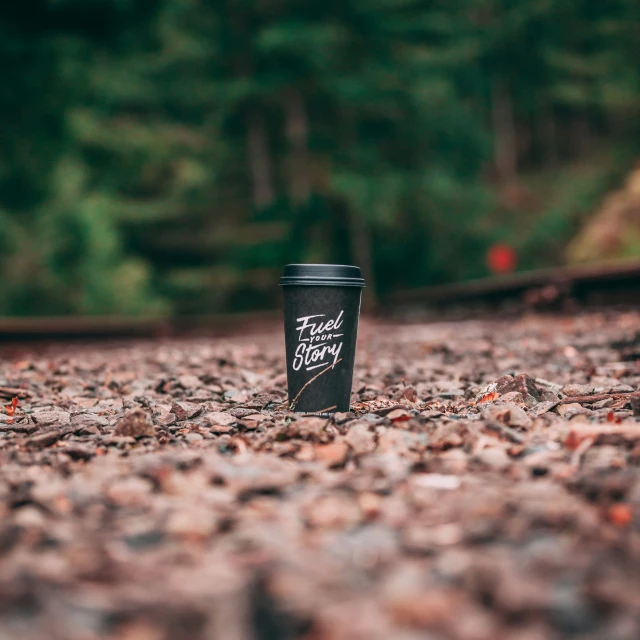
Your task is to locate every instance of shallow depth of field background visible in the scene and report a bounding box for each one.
[1,0,639,316]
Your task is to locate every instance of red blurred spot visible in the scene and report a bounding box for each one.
[607,504,633,527]
[4,397,18,425]
[487,243,517,274]
[477,391,499,405]
[5,397,18,416]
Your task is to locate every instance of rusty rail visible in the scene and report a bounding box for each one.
[387,258,640,313]
[0,259,639,342]
[0,312,281,342]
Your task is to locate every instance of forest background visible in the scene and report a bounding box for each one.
[1,0,639,316]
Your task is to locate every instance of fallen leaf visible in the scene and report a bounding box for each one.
[5,396,18,417]
[477,391,499,404]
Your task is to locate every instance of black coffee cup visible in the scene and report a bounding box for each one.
[280,264,365,415]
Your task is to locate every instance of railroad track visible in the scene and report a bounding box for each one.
[0,259,638,343]
[387,257,640,315]
[0,311,281,343]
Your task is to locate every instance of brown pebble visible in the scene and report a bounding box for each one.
[114,409,155,439]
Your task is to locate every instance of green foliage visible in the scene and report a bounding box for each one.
[0,0,639,315]
[508,148,635,270]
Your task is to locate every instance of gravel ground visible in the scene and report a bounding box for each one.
[1,311,640,640]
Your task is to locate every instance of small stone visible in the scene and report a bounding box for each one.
[203,411,235,427]
[438,389,464,399]
[295,443,315,461]
[224,390,249,403]
[495,391,526,406]
[377,429,423,456]
[314,440,349,467]
[32,410,70,426]
[420,409,443,419]
[403,387,418,403]
[238,414,267,430]
[240,369,262,386]
[171,402,202,421]
[333,412,354,424]
[71,413,108,429]
[430,423,464,450]
[429,523,464,546]
[165,507,217,541]
[475,447,511,470]
[387,409,411,423]
[178,374,201,389]
[562,384,595,397]
[26,429,67,449]
[387,589,458,627]
[107,477,153,507]
[557,403,591,419]
[540,389,561,403]
[75,424,100,436]
[522,449,564,475]
[242,413,266,423]
[156,410,177,427]
[103,435,136,447]
[209,424,233,434]
[404,523,463,552]
[411,474,461,490]
[530,400,560,417]
[185,432,204,442]
[358,492,382,519]
[437,449,469,474]
[304,495,361,529]
[494,572,550,614]
[13,505,47,530]
[228,407,256,418]
[549,583,598,634]
[402,525,437,554]
[495,374,542,407]
[62,444,95,461]
[583,445,625,470]
[611,384,635,393]
[344,422,377,455]
[482,403,532,428]
[285,417,328,440]
[114,409,155,438]
[72,397,99,409]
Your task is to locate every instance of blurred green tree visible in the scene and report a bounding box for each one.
[0,0,638,315]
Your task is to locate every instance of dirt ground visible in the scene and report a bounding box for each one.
[1,311,640,640]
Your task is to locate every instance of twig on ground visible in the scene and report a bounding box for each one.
[289,359,343,411]
[314,405,337,414]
